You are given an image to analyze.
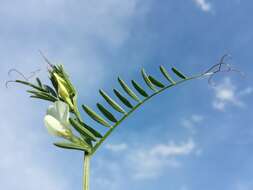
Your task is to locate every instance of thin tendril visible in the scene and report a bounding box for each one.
[5,80,16,88]
[38,50,54,68]
[5,68,41,88]
[8,69,28,81]
[203,54,243,86]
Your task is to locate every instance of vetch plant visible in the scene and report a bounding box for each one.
[9,55,238,190]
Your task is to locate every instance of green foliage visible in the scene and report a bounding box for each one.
[131,80,149,97]
[99,89,126,114]
[14,62,209,190]
[148,75,165,88]
[118,77,140,102]
[172,67,187,79]
[160,65,176,84]
[96,103,118,122]
[15,64,203,155]
[54,142,91,152]
[113,89,134,108]
[82,105,111,128]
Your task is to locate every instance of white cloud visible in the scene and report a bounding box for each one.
[192,0,212,12]
[128,139,195,179]
[92,138,197,188]
[211,77,252,111]
[0,1,152,190]
[181,114,204,133]
[0,0,151,100]
[105,143,128,152]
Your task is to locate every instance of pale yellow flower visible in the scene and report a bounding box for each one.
[44,101,72,138]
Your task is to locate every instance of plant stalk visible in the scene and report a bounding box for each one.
[83,152,91,190]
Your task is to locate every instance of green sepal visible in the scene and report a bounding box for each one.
[131,80,149,97]
[113,89,133,109]
[82,105,111,128]
[97,103,117,123]
[171,67,187,79]
[99,89,126,114]
[148,75,165,88]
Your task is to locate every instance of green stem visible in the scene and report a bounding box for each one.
[83,153,91,190]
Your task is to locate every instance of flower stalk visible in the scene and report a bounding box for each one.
[83,153,91,190]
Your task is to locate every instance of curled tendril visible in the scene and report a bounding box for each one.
[5,68,41,88]
[202,54,244,86]
[5,51,52,89]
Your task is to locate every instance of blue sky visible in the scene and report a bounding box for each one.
[0,0,253,190]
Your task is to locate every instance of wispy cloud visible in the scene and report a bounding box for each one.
[92,138,197,189]
[181,114,204,133]
[128,139,195,179]
[105,143,128,152]
[211,77,252,111]
[192,0,212,12]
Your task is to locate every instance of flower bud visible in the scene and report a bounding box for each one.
[49,65,76,109]
[53,73,69,98]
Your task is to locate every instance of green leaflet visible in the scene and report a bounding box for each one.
[148,75,165,88]
[54,142,91,152]
[113,89,133,109]
[27,90,58,102]
[141,69,157,91]
[99,89,126,114]
[97,103,117,123]
[16,80,47,92]
[78,121,102,139]
[30,95,56,102]
[69,118,97,141]
[43,85,58,97]
[171,67,187,79]
[118,77,140,102]
[160,65,176,84]
[82,105,111,128]
[131,80,149,97]
[36,77,42,88]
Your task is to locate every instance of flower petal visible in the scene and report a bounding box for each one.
[44,115,68,137]
[47,104,58,118]
[55,101,69,125]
